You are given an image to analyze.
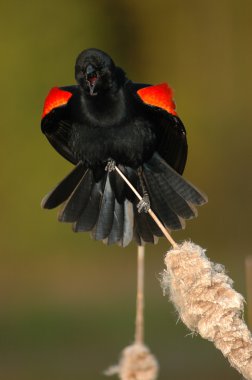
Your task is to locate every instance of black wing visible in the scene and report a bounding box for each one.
[41,85,79,165]
[154,112,187,175]
[130,82,188,175]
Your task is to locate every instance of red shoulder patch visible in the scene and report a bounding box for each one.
[137,83,177,115]
[42,87,73,119]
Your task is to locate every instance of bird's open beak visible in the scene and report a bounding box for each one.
[85,64,99,96]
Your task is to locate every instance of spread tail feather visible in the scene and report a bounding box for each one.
[106,199,124,245]
[145,153,207,205]
[73,180,104,232]
[121,200,134,247]
[42,165,134,246]
[41,162,86,209]
[142,153,207,231]
[41,153,207,246]
[134,207,155,244]
[92,175,115,240]
[58,169,93,222]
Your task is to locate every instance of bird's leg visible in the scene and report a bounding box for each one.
[105,158,116,172]
[137,168,150,213]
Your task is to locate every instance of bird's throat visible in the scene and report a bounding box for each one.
[82,88,127,126]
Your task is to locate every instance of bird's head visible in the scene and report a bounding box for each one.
[75,48,123,97]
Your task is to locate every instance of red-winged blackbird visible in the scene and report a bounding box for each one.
[41,48,207,246]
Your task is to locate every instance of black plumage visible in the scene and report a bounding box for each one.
[41,48,207,246]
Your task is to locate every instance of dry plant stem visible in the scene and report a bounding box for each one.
[114,165,177,247]
[135,245,145,344]
[245,256,252,329]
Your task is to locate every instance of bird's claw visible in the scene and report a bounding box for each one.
[137,195,150,213]
[105,159,116,172]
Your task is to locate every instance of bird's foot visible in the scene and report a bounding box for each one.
[105,159,116,172]
[137,194,150,213]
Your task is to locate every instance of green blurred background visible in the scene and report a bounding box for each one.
[1,0,252,379]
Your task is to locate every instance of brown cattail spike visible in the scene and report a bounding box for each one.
[161,241,252,380]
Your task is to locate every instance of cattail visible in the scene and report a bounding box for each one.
[105,343,159,380]
[161,241,252,380]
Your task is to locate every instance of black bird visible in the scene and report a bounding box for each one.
[41,48,207,246]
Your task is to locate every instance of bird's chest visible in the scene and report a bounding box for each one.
[70,117,156,167]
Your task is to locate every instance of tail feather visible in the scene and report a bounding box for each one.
[41,162,86,209]
[109,165,126,203]
[143,168,185,230]
[144,168,197,219]
[107,199,124,245]
[145,213,163,237]
[93,175,115,240]
[133,226,144,246]
[124,167,138,202]
[145,153,207,205]
[109,166,138,203]
[58,169,93,222]
[73,180,104,232]
[121,200,134,247]
[134,208,155,244]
